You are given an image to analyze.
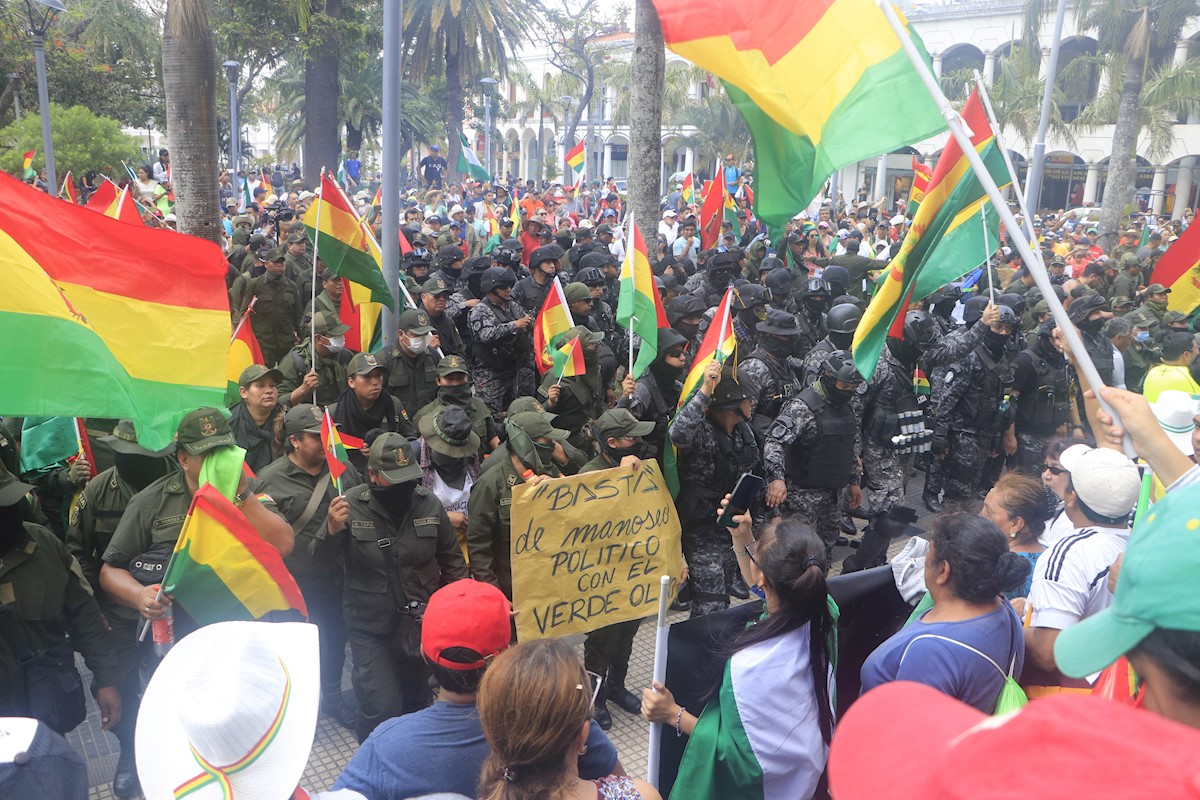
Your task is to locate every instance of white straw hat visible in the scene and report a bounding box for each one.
[136,621,320,800]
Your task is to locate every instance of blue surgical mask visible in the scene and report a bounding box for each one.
[1136,331,1150,343]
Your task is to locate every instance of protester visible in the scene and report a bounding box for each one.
[228,364,287,473]
[980,472,1048,600]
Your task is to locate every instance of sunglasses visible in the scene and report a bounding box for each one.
[580,670,602,712]
[1042,463,1066,476]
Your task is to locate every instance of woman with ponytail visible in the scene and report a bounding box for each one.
[861,513,1029,713]
[477,639,661,800]
[641,502,837,800]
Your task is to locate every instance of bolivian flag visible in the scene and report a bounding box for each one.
[60,171,78,205]
[652,0,946,230]
[339,277,382,353]
[551,335,586,381]
[616,217,668,378]
[226,306,264,406]
[84,178,117,213]
[162,483,307,625]
[908,156,932,217]
[0,173,229,452]
[321,408,351,493]
[681,174,695,204]
[565,140,586,187]
[1150,215,1200,315]
[533,276,575,374]
[853,89,1011,380]
[304,172,396,310]
[21,150,34,179]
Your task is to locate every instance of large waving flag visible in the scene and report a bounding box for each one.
[565,140,586,188]
[303,172,396,309]
[226,299,263,406]
[699,179,726,250]
[616,217,669,378]
[852,89,1011,380]
[162,483,308,625]
[533,276,575,374]
[908,155,932,217]
[652,0,946,230]
[0,174,229,451]
[1151,217,1200,315]
[457,133,490,183]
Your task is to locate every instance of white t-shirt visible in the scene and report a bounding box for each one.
[1039,504,1073,548]
[1028,524,1130,632]
[429,470,472,516]
[658,219,679,244]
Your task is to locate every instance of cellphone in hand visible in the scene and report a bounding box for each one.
[719,473,765,528]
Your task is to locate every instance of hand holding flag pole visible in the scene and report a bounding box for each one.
[646,574,672,788]
[876,0,1136,460]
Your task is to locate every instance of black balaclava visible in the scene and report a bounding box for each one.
[371,480,417,520]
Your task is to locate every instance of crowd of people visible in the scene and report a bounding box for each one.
[4,152,1200,800]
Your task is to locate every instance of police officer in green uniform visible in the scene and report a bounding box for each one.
[579,409,656,730]
[412,354,499,455]
[99,409,293,649]
[466,411,567,598]
[256,404,363,730]
[378,308,441,414]
[277,311,354,407]
[66,420,173,797]
[330,352,417,471]
[305,269,343,329]
[238,247,305,368]
[321,433,468,742]
[0,464,122,737]
[539,326,606,454]
[421,275,466,356]
[284,231,314,291]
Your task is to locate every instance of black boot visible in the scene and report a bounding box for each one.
[594,686,613,730]
[922,491,942,513]
[322,684,356,730]
[608,685,641,714]
[112,743,140,799]
[669,579,692,612]
[839,515,857,535]
[730,576,750,600]
[842,506,917,573]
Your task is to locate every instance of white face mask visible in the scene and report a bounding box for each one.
[325,335,345,353]
[407,334,430,354]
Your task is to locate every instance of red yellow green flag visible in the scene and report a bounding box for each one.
[565,140,586,187]
[21,150,34,179]
[303,172,396,310]
[699,179,726,250]
[106,186,143,225]
[321,408,351,493]
[681,174,695,204]
[259,169,272,193]
[85,178,117,212]
[226,300,264,405]
[484,202,500,236]
[339,277,382,353]
[908,156,932,216]
[852,89,1011,380]
[652,0,946,230]
[678,286,737,409]
[0,174,228,451]
[60,171,78,205]
[1151,215,1200,315]
[372,186,382,209]
[161,483,308,625]
[616,217,669,378]
[533,276,575,374]
[509,198,521,232]
[551,336,586,381]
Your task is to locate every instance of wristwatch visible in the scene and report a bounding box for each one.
[233,487,252,508]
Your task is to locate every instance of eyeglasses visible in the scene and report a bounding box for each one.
[1041,463,1066,476]
[743,539,760,567]
[579,670,602,712]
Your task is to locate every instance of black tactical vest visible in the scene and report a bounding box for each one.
[786,387,857,489]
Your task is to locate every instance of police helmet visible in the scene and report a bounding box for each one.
[804,278,832,297]
[576,266,606,287]
[437,244,465,266]
[902,310,939,348]
[994,304,1019,327]
[927,283,963,305]
[822,265,851,292]
[481,266,517,294]
[997,292,1026,317]
[821,350,864,385]
[764,268,795,295]
[492,246,521,268]
[732,284,768,311]
[826,303,863,335]
[579,251,614,273]
[962,295,990,325]
[759,255,784,275]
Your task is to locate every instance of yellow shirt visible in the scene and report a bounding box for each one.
[1142,364,1200,404]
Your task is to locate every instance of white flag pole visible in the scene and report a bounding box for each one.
[875,0,1136,459]
[310,167,326,370]
[981,205,995,302]
[973,70,1040,247]
[646,574,672,789]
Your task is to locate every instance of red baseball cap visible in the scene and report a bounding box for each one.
[421,580,511,671]
[830,682,1200,799]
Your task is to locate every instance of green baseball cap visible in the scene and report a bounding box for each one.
[398,308,434,335]
[436,354,470,377]
[99,419,172,457]
[263,247,285,262]
[368,432,422,483]
[507,396,549,417]
[564,282,592,303]
[284,403,324,436]
[1144,283,1171,295]
[1055,483,1200,678]
[348,351,387,377]
[0,462,34,507]
[507,411,568,441]
[594,408,655,441]
[421,276,453,296]
[238,364,284,388]
[312,310,351,336]
[176,407,237,455]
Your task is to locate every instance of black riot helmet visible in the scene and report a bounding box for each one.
[821,349,864,385]
[826,303,863,335]
[902,310,939,349]
[962,295,991,325]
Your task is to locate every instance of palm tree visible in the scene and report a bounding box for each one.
[989,45,1075,149]
[604,59,698,129]
[675,89,751,178]
[404,0,536,185]
[629,0,664,229]
[162,0,220,243]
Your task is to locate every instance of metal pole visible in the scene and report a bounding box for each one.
[876,0,1137,460]
[228,75,240,173]
[645,574,672,789]
[380,0,403,347]
[484,94,492,181]
[1025,0,1068,216]
[32,31,55,194]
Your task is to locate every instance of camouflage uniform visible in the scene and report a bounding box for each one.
[668,391,759,617]
[763,385,861,565]
[615,371,680,463]
[934,340,1014,502]
[741,348,799,442]
[467,297,536,417]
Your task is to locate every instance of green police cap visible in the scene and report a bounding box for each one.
[0,462,34,507]
[263,247,285,262]
[398,308,434,335]
[176,407,237,455]
[1055,483,1200,677]
[1144,283,1171,295]
[100,419,173,457]
[368,432,422,484]
[436,354,470,377]
[284,403,324,436]
[421,276,453,296]
[594,408,655,441]
[348,351,387,377]
[312,310,351,336]
[564,282,592,304]
[507,411,569,441]
[238,364,284,389]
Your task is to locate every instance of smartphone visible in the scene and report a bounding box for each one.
[718,473,765,528]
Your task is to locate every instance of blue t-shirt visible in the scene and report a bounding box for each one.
[345,158,362,181]
[334,700,618,798]
[860,603,1024,713]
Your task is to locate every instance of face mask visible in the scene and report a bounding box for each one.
[761,336,793,358]
[430,448,467,478]
[708,271,731,289]
[1148,298,1168,310]
[0,503,23,551]
[829,331,853,350]
[983,329,1009,356]
[114,453,171,492]
[820,376,856,406]
[753,306,769,321]
[1136,330,1151,343]
[1078,318,1105,335]
[439,384,473,405]
[407,334,430,354]
[325,334,345,353]
[533,439,557,465]
[675,321,699,340]
[604,441,646,462]
[370,481,417,518]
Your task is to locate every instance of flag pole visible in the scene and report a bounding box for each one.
[646,574,672,789]
[624,212,637,381]
[875,0,1136,460]
[310,167,326,370]
[231,295,258,344]
[981,205,995,302]
[973,71,1039,245]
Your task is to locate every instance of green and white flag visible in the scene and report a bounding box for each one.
[457,133,490,183]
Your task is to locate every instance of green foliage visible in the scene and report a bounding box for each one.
[0,103,142,177]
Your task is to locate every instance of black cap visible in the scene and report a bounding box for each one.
[757,308,801,335]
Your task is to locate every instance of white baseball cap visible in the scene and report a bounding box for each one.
[663,209,677,217]
[1058,445,1140,520]
[1150,390,1200,456]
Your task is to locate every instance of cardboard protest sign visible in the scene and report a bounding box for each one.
[510,460,685,641]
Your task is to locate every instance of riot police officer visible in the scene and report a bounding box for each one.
[799,302,862,387]
[1010,320,1072,473]
[467,267,536,416]
[741,309,803,441]
[616,328,687,463]
[731,283,769,353]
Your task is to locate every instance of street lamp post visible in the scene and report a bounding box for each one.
[146,116,155,156]
[5,73,19,120]
[480,77,498,180]
[223,60,241,173]
[558,95,575,184]
[23,0,65,194]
